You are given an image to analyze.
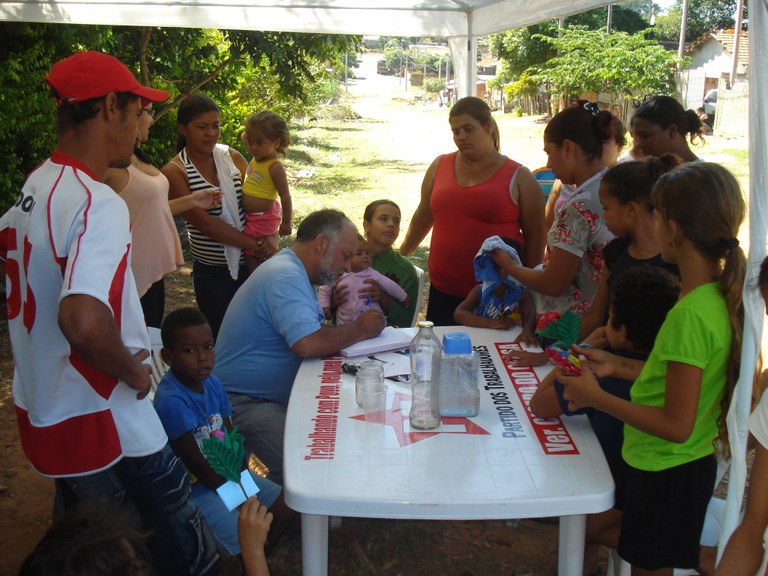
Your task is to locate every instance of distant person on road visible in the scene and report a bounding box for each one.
[399,96,546,327]
[696,107,713,135]
[617,122,647,163]
[631,95,705,162]
[214,209,386,485]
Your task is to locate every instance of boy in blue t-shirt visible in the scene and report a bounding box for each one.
[153,307,294,557]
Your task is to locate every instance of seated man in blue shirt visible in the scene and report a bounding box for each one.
[214,209,386,484]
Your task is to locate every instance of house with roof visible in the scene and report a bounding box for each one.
[677,29,749,137]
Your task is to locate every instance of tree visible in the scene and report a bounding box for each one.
[530,27,684,105]
[568,4,652,32]
[489,23,557,82]
[423,77,447,105]
[653,0,743,42]
[0,23,358,212]
[620,0,662,23]
[489,4,651,87]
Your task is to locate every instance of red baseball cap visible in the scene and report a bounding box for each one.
[44,51,168,108]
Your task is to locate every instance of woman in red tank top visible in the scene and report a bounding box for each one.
[399,97,546,327]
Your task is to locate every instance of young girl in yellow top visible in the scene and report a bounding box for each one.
[241,111,293,272]
[561,162,746,574]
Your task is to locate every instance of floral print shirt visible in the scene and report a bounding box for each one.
[535,168,613,332]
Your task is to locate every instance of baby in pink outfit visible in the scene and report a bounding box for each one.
[319,235,411,326]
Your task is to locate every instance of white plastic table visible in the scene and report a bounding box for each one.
[283,326,614,576]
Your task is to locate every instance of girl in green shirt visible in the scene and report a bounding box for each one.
[560,162,746,574]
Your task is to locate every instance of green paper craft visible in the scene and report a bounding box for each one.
[536,310,581,348]
[202,427,246,484]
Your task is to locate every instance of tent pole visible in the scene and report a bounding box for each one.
[465,10,474,99]
[718,0,768,565]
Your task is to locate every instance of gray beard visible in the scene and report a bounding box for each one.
[317,251,338,286]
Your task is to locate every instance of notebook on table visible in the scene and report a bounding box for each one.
[340,326,417,358]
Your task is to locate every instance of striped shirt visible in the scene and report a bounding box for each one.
[180,147,246,266]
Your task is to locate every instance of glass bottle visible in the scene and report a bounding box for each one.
[409,320,441,430]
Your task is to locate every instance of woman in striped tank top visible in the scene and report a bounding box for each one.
[163,95,276,338]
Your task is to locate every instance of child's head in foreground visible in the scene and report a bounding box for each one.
[607,266,680,354]
[19,503,151,576]
[350,234,373,273]
[161,307,215,388]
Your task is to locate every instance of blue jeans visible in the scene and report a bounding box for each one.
[54,445,220,576]
[228,393,287,486]
[192,260,248,340]
[191,470,281,556]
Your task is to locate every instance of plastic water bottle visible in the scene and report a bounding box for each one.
[439,332,480,417]
[409,320,441,430]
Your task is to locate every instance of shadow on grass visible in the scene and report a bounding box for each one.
[292,123,366,135]
[292,157,423,196]
[347,158,424,172]
[290,135,341,154]
[297,174,367,196]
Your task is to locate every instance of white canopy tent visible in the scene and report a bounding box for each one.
[0,0,616,97]
[1,0,767,568]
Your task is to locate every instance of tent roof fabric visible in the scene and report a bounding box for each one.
[0,0,610,36]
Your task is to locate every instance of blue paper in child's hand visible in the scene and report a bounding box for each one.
[215,469,261,511]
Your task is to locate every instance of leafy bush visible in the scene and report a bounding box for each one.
[423,77,446,94]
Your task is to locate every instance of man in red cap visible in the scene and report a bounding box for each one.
[0,52,220,575]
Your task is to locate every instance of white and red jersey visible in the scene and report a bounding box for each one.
[0,151,166,478]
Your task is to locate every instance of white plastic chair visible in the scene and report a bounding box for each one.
[147,326,168,401]
[410,265,426,327]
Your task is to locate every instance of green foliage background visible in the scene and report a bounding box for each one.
[531,27,684,100]
[0,23,358,212]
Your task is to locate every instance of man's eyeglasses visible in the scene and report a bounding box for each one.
[142,108,156,118]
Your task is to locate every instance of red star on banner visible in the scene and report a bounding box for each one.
[349,391,491,447]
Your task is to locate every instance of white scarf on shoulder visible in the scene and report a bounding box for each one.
[212,144,243,280]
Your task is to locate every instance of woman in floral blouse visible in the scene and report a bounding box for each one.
[491,101,617,366]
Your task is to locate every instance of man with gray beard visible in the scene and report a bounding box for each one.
[215,209,385,484]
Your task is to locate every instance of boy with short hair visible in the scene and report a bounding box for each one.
[153,307,294,558]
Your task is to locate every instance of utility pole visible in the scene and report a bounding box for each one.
[677,0,689,65]
[607,4,613,33]
[729,0,745,87]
